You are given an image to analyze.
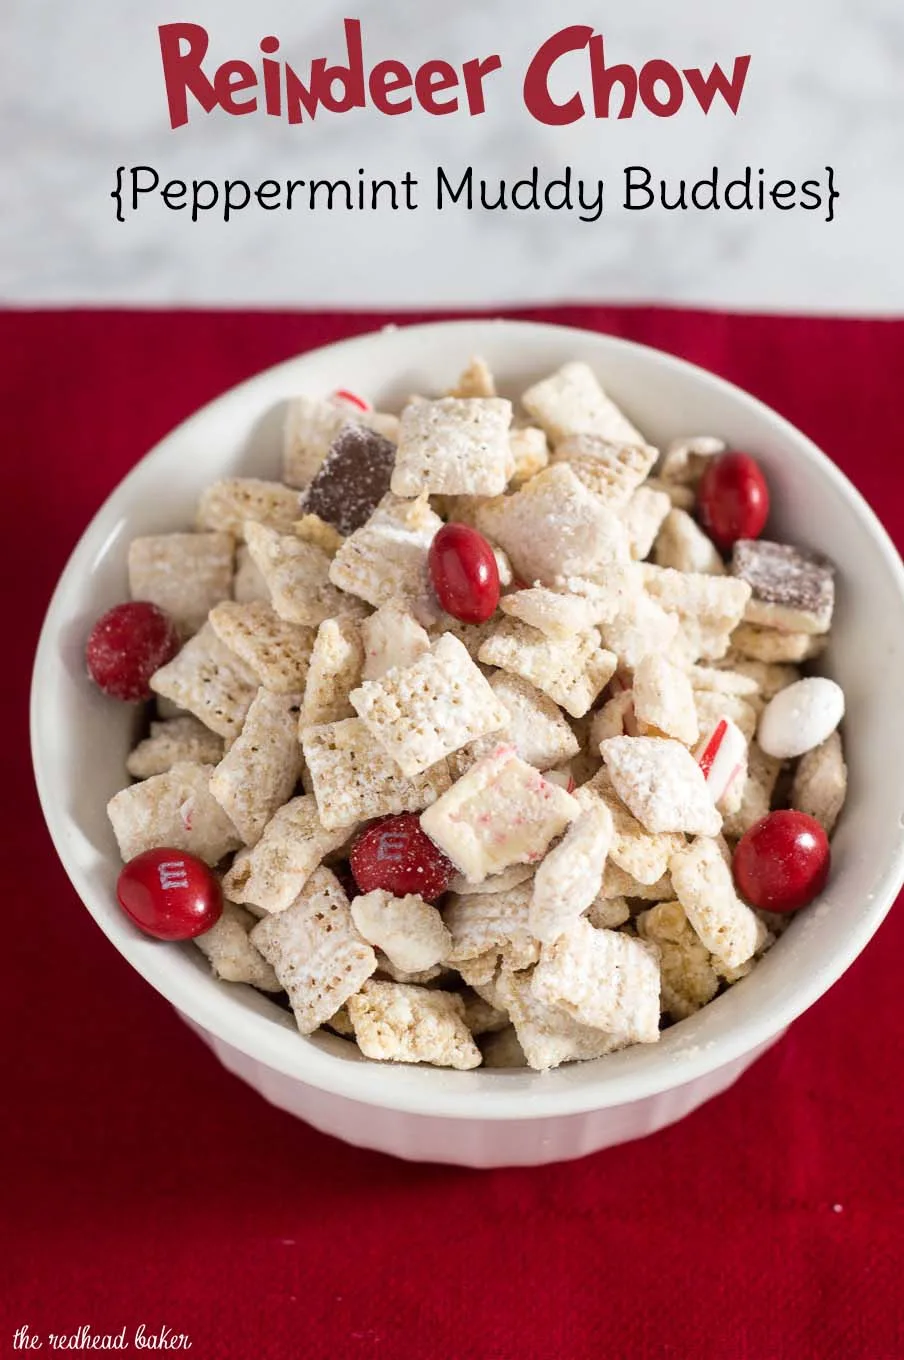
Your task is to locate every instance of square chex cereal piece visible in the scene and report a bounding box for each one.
[600,736,722,836]
[107,761,241,865]
[420,744,578,883]
[508,425,549,484]
[458,672,579,774]
[659,435,726,486]
[443,882,539,973]
[193,899,282,991]
[646,478,696,509]
[599,864,673,900]
[476,464,630,582]
[222,794,350,913]
[250,867,377,1033]
[624,487,672,561]
[448,355,497,399]
[586,894,631,929]
[558,566,645,625]
[372,954,446,987]
[150,622,259,740]
[391,396,513,498]
[653,508,725,576]
[350,633,508,776]
[791,731,847,836]
[478,618,616,719]
[642,565,751,627]
[670,837,764,969]
[688,665,760,698]
[294,513,343,555]
[596,593,679,671]
[282,395,398,488]
[302,717,451,830]
[553,434,658,508]
[576,774,683,884]
[532,919,661,1043]
[636,899,720,1020]
[126,716,224,780]
[128,532,234,637]
[347,981,481,1070]
[522,361,646,448]
[719,657,801,700]
[449,863,534,896]
[208,689,302,845]
[495,969,624,1072]
[729,622,826,664]
[460,990,509,1037]
[350,891,452,974]
[589,691,635,746]
[361,603,430,680]
[301,617,364,728]
[233,544,270,604]
[633,655,699,746]
[732,539,835,635]
[329,494,443,615]
[499,586,602,639]
[208,601,315,695]
[196,478,299,540]
[244,522,362,628]
[530,803,613,943]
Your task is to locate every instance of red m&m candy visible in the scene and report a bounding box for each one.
[116,848,223,940]
[86,601,180,702]
[732,810,830,913]
[350,814,454,902]
[697,451,770,551]
[428,523,500,623]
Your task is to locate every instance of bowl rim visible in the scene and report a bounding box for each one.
[31,316,904,1120]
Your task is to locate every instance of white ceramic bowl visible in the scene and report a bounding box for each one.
[31,320,904,1167]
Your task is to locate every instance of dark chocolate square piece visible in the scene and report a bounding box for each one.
[300,423,397,536]
[731,538,835,632]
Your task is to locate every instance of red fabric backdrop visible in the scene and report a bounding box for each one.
[5,307,904,1360]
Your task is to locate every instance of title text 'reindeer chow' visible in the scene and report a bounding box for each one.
[159,21,750,130]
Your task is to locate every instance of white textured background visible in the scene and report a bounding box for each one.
[2,0,903,312]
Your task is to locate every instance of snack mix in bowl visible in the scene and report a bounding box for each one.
[87,357,847,1074]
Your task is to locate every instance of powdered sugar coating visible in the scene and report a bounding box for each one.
[351,890,452,974]
[347,980,481,1069]
[530,803,613,943]
[350,633,509,776]
[392,396,513,498]
[532,919,661,1044]
[600,736,722,837]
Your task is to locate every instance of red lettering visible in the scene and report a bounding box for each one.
[312,18,365,113]
[214,60,258,115]
[416,60,460,115]
[158,23,217,130]
[461,54,502,114]
[260,36,281,117]
[683,55,750,114]
[522,26,592,127]
[588,34,637,119]
[638,59,683,116]
[285,65,319,124]
[369,60,413,114]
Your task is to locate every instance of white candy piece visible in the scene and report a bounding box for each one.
[757,677,844,760]
[694,718,747,807]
